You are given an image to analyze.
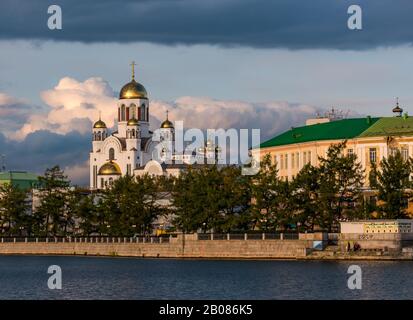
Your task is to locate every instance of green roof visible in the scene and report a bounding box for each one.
[0,171,39,190]
[260,117,380,148]
[358,117,413,137]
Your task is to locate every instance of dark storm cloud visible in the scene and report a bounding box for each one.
[0,94,45,134]
[0,130,89,177]
[0,0,412,49]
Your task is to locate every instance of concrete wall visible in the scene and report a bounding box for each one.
[0,234,313,259]
[340,220,413,234]
[339,233,413,251]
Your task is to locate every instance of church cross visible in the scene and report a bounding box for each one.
[130,61,136,80]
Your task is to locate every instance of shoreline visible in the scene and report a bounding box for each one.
[0,253,410,261]
[1,233,412,261]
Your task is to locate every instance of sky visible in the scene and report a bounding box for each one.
[1,0,413,185]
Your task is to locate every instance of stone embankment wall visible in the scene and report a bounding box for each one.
[0,234,315,259]
[1,232,411,260]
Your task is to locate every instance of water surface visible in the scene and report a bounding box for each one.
[0,255,411,299]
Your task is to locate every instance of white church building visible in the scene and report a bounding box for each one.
[90,63,220,189]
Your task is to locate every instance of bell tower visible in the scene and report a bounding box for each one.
[117,61,150,138]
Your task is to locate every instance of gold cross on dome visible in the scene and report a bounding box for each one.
[130,61,136,80]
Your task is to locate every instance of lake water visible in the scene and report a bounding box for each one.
[0,255,412,299]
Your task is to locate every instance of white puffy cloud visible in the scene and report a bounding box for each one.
[12,77,325,143]
[14,77,117,140]
[149,96,322,141]
[4,76,333,184]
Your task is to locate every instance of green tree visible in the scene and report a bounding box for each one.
[317,141,364,231]
[172,166,220,233]
[0,183,30,236]
[369,151,412,218]
[216,166,252,232]
[172,165,251,233]
[34,166,71,236]
[291,164,321,232]
[67,188,99,236]
[250,154,292,232]
[99,174,167,236]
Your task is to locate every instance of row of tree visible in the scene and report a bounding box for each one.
[0,142,411,236]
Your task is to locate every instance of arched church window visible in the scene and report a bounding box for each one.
[109,148,115,160]
[132,129,135,138]
[121,104,126,121]
[130,104,136,119]
[141,103,146,121]
[97,132,101,141]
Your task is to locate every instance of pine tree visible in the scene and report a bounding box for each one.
[250,154,292,232]
[369,151,412,218]
[316,141,364,231]
[291,164,320,232]
[34,166,71,236]
[0,183,30,236]
[99,174,167,236]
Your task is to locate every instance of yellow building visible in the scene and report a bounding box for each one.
[254,106,413,213]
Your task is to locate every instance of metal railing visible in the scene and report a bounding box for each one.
[197,233,298,241]
[0,232,302,243]
[0,236,171,244]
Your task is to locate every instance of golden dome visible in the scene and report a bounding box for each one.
[98,161,121,175]
[127,117,139,126]
[119,79,148,99]
[93,119,107,129]
[160,110,174,128]
[161,119,173,128]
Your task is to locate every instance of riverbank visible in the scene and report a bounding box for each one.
[1,233,412,260]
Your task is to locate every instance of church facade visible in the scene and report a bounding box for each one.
[90,64,220,189]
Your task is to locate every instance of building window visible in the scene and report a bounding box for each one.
[369,148,377,164]
[285,154,288,170]
[280,155,284,170]
[303,152,306,164]
[100,178,104,188]
[109,148,115,161]
[291,153,295,169]
[296,152,299,168]
[308,151,312,164]
[121,105,126,121]
[127,164,131,175]
[273,155,277,166]
[347,148,354,157]
[402,148,409,161]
